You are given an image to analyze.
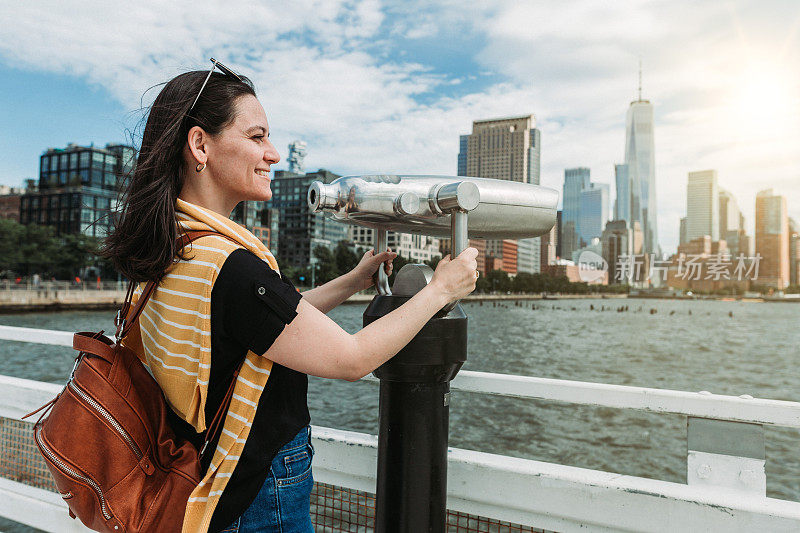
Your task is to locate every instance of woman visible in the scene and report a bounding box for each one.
[102,61,478,533]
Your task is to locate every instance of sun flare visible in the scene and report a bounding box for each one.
[730,60,800,139]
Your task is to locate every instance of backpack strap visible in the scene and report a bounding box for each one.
[114,229,245,444]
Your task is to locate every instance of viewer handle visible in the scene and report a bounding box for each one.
[376,228,392,296]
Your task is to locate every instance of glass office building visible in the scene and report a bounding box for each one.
[561,167,591,257]
[579,183,610,246]
[19,143,135,237]
[614,164,630,223]
[269,169,348,268]
[624,99,658,254]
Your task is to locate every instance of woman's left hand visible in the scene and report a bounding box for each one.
[351,249,397,291]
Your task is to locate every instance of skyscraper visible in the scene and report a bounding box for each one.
[755,189,790,289]
[614,163,630,222]
[458,114,541,273]
[461,115,540,184]
[719,187,749,257]
[561,167,590,259]
[517,127,541,273]
[718,188,741,238]
[686,170,719,242]
[555,210,563,259]
[579,183,610,246]
[457,134,468,176]
[624,73,658,254]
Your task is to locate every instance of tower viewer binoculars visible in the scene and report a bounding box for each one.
[308,174,559,293]
[308,176,559,532]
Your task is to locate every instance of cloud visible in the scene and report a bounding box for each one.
[0,0,798,253]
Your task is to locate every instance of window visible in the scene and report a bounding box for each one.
[59,154,68,169]
[80,152,90,168]
[59,171,67,185]
[120,148,135,172]
[70,153,78,170]
[49,156,58,172]
[92,152,105,169]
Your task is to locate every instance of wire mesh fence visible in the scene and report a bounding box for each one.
[0,417,547,532]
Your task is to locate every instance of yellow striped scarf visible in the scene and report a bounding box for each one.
[121,197,280,532]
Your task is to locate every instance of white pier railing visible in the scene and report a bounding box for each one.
[1,324,800,532]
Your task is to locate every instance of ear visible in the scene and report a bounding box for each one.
[187,126,208,165]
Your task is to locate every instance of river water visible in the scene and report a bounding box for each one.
[1,298,800,508]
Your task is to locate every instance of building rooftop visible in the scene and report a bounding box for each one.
[41,142,134,156]
[472,114,535,125]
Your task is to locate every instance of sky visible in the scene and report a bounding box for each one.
[0,1,798,254]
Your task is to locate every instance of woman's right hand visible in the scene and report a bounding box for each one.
[266,245,481,381]
[429,247,479,303]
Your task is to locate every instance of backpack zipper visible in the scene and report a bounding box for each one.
[68,380,144,462]
[35,425,112,521]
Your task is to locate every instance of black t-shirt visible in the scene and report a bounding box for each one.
[166,248,309,532]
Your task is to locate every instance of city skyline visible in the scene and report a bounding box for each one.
[0,2,798,254]
[2,137,793,289]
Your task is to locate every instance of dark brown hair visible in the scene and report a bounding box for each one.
[100,69,256,283]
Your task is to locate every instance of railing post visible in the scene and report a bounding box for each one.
[687,417,766,495]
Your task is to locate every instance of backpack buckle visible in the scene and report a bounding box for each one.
[115,320,126,342]
[69,355,81,381]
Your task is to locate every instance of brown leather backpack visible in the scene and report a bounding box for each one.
[24,230,239,532]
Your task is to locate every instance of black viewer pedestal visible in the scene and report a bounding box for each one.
[364,292,468,533]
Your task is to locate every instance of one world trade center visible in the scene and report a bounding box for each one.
[622,73,659,255]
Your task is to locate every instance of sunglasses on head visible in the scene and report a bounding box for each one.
[188,58,243,114]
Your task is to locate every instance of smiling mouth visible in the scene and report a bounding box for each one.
[255,169,270,178]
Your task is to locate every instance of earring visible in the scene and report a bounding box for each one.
[196,162,206,172]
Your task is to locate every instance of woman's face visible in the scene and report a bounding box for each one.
[204,94,281,203]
